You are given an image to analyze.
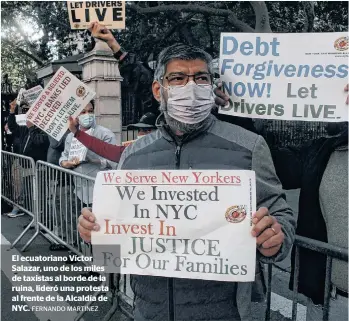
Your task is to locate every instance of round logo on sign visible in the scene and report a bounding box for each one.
[76,86,86,97]
[225,205,247,223]
[334,37,348,51]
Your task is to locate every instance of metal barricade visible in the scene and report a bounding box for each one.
[1,151,36,249]
[5,155,347,320]
[265,235,348,321]
[22,160,113,321]
[22,160,95,255]
[103,273,134,320]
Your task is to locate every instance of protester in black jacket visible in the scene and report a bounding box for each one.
[8,101,49,162]
[6,99,49,218]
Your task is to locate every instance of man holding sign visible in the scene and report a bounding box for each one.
[78,39,295,321]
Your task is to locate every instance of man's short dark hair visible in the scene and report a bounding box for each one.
[154,44,213,81]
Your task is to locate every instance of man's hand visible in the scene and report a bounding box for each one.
[88,22,120,53]
[78,207,100,243]
[61,157,80,169]
[251,207,284,257]
[70,157,80,166]
[10,99,17,113]
[214,82,229,107]
[68,116,79,134]
[26,120,34,128]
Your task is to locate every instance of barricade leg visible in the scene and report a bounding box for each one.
[101,273,120,321]
[20,170,39,252]
[1,152,37,250]
[265,264,272,321]
[20,229,40,252]
[11,219,35,249]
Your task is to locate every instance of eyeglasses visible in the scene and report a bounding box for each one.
[161,72,213,86]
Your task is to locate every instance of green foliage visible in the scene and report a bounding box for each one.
[1,1,89,88]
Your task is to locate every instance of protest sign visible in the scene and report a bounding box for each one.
[23,85,43,106]
[68,128,94,161]
[68,138,88,162]
[219,33,348,122]
[67,1,125,30]
[92,170,256,282]
[26,66,96,141]
[15,114,27,126]
[16,88,26,106]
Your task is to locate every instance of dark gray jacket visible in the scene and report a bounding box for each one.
[118,114,295,321]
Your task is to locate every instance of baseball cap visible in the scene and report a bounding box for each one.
[129,112,157,129]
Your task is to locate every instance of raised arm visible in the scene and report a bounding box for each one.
[7,100,19,134]
[88,22,132,66]
[75,129,125,163]
[68,116,125,162]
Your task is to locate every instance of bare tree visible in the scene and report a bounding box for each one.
[129,1,315,34]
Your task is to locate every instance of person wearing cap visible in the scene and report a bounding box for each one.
[67,112,158,162]
[126,112,157,143]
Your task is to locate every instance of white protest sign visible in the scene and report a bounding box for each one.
[68,128,94,161]
[26,67,96,141]
[15,114,27,126]
[23,85,43,106]
[68,138,88,161]
[219,33,348,122]
[67,1,125,30]
[16,88,26,106]
[92,170,256,282]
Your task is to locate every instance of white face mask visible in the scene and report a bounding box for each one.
[166,81,214,124]
[78,114,95,129]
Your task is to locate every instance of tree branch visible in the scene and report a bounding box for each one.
[2,38,44,66]
[205,16,214,49]
[302,2,315,32]
[7,16,38,52]
[250,1,272,32]
[129,3,255,32]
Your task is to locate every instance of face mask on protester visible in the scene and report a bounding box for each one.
[78,114,95,129]
[165,81,214,124]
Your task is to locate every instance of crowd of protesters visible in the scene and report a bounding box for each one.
[1,20,348,321]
